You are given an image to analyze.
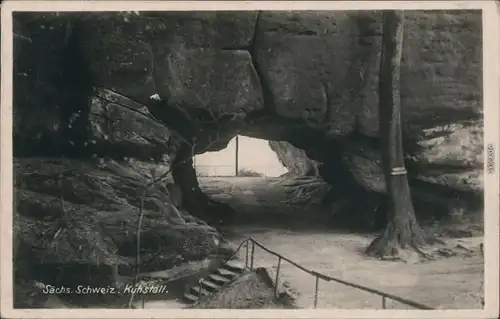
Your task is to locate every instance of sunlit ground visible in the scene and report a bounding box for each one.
[199,177,484,309]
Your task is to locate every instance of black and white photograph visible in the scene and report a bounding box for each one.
[1,1,499,318]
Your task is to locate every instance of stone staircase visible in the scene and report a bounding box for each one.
[183,259,246,304]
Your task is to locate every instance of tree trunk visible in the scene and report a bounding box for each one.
[366,11,428,259]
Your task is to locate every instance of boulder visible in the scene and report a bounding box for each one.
[13,158,228,290]
[80,12,264,120]
[88,89,178,161]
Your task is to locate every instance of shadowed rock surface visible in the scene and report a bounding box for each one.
[14,11,482,158]
[14,158,224,279]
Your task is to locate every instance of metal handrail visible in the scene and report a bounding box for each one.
[226,237,434,310]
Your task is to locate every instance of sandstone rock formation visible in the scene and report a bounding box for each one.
[13,158,224,286]
[268,141,320,177]
[14,11,482,156]
[12,10,483,306]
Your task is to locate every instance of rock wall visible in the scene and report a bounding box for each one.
[268,141,319,177]
[87,11,481,199]
[13,158,230,304]
[14,11,481,156]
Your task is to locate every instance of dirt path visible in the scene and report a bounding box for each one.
[199,177,484,309]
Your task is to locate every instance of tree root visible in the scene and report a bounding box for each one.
[409,243,436,260]
[283,179,325,188]
[366,221,436,263]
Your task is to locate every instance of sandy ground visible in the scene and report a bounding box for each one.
[199,176,484,310]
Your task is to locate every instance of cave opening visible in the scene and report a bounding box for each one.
[180,133,338,233]
[177,130,387,235]
[194,135,288,178]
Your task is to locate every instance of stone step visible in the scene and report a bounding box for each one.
[200,279,222,291]
[183,292,199,303]
[190,285,211,296]
[224,260,246,272]
[217,268,240,278]
[208,273,232,285]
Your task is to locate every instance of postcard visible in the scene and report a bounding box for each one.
[1,1,498,318]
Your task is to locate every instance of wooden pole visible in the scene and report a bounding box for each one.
[314,276,319,308]
[274,257,282,297]
[235,135,239,177]
[250,240,255,269]
[245,240,249,268]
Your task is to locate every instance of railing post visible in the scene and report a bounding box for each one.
[274,257,282,297]
[229,238,433,310]
[314,276,319,308]
[245,240,249,268]
[250,240,255,269]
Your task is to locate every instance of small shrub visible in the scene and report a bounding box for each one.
[238,168,263,177]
